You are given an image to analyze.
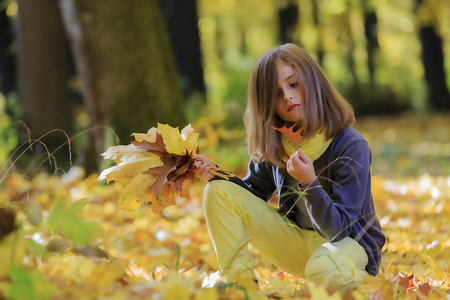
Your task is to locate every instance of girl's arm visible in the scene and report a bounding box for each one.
[193,154,276,201]
[239,160,277,201]
[298,139,373,242]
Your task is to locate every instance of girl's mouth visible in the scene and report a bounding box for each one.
[288,104,299,112]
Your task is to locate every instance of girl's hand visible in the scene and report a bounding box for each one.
[287,149,317,186]
[193,154,216,181]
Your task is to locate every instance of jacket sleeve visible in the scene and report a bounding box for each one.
[210,160,277,201]
[300,139,373,242]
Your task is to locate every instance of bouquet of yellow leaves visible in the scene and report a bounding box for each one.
[99,123,221,213]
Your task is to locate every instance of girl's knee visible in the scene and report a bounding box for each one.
[305,238,368,287]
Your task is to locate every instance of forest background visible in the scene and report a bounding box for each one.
[0,0,449,299]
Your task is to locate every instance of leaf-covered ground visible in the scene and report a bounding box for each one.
[0,114,449,299]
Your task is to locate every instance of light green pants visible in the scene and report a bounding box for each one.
[202,180,369,287]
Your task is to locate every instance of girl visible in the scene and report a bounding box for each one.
[193,43,385,289]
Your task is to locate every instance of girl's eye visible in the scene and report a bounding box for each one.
[290,82,298,88]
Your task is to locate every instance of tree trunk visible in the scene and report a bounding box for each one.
[340,2,359,103]
[344,3,358,89]
[311,0,324,65]
[416,0,450,111]
[17,0,73,171]
[419,26,450,111]
[361,0,379,88]
[59,0,186,174]
[0,8,15,96]
[159,0,205,101]
[278,1,299,44]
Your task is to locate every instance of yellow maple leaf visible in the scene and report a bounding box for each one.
[89,259,128,287]
[118,173,157,211]
[132,127,158,143]
[421,254,447,279]
[118,198,141,211]
[158,123,199,155]
[180,124,200,154]
[161,272,197,300]
[45,254,96,283]
[159,182,175,201]
[99,152,162,184]
[157,123,186,155]
[194,288,219,300]
[101,144,142,163]
[307,281,342,300]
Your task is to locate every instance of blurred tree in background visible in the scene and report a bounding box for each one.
[159,0,206,102]
[58,0,186,174]
[416,0,450,110]
[0,0,449,174]
[0,3,14,97]
[17,0,73,170]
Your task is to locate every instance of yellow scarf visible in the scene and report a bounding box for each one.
[281,131,333,163]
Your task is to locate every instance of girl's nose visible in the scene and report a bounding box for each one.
[284,95,293,102]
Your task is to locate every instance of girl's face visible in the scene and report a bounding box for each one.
[275,61,304,124]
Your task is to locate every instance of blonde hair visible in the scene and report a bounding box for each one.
[244,43,355,167]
